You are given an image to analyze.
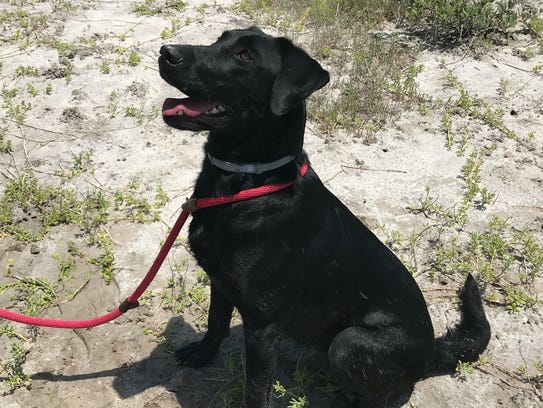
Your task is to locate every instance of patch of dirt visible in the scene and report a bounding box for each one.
[61,107,86,123]
[0,1,542,408]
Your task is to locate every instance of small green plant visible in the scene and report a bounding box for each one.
[161,17,182,39]
[89,230,115,284]
[56,149,94,179]
[108,91,119,118]
[71,149,94,174]
[2,86,32,126]
[498,78,509,96]
[0,341,31,392]
[456,360,475,376]
[0,275,57,316]
[100,60,111,74]
[113,181,163,222]
[53,254,76,281]
[188,282,208,306]
[445,72,521,142]
[154,185,169,209]
[505,287,537,313]
[516,364,528,376]
[26,83,39,97]
[14,65,39,78]
[54,40,77,57]
[134,0,161,16]
[272,369,311,407]
[522,7,543,37]
[123,104,158,124]
[219,353,245,407]
[0,130,13,153]
[167,0,187,11]
[442,113,454,150]
[128,51,141,66]
[0,172,82,241]
[51,0,75,12]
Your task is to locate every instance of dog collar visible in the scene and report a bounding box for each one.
[206,153,297,174]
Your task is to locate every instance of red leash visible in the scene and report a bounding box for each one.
[0,163,308,329]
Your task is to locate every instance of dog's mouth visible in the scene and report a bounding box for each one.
[162,97,229,131]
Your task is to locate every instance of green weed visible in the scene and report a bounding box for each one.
[161,17,182,40]
[218,353,245,408]
[505,287,537,313]
[108,91,119,118]
[100,60,111,74]
[134,0,186,16]
[0,130,13,153]
[445,72,522,142]
[14,66,39,78]
[154,185,170,209]
[128,51,141,66]
[88,230,115,284]
[50,0,76,12]
[2,86,32,126]
[0,341,31,392]
[522,6,543,37]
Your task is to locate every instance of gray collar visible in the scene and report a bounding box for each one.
[206,153,297,174]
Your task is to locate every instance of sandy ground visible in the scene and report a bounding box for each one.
[0,1,542,407]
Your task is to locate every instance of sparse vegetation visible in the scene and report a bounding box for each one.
[399,0,520,44]
[134,0,187,16]
[0,0,541,404]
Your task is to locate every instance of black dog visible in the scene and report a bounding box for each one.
[158,27,490,407]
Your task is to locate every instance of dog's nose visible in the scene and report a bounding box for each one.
[160,45,183,65]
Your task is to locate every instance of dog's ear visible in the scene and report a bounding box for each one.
[270,38,329,116]
[247,26,265,34]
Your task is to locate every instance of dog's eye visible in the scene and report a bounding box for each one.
[235,49,253,62]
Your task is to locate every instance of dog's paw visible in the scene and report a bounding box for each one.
[175,341,217,368]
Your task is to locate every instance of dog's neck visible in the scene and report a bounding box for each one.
[205,104,306,171]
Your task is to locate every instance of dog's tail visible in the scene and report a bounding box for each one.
[427,274,491,376]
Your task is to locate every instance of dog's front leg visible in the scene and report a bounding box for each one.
[176,281,233,367]
[243,324,279,408]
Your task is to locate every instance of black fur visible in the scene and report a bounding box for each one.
[158,27,491,407]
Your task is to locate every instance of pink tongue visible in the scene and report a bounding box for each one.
[162,98,218,117]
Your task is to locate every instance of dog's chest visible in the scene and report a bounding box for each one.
[188,215,223,274]
[187,210,250,278]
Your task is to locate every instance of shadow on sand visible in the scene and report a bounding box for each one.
[27,315,408,407]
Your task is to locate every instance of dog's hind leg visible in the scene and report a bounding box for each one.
[176,281,233,367]
[328,326,425,408]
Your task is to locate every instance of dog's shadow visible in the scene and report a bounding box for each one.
[109,315,247,407]
[30,316,408,407]
[28,315,244,407]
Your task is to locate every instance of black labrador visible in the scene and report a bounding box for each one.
[158,27,490,407]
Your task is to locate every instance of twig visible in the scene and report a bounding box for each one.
[5,119,84,140]
[63,277,93,303]
[341,164,407,174]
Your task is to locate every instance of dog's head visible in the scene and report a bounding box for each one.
[158,27,329,132]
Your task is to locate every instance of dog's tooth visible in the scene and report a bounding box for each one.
[176,110,184,116]
[208,107,219,114]
[217,105,226,112]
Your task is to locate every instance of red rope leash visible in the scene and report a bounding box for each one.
[0,208,190,329]
[0,163,308,329]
